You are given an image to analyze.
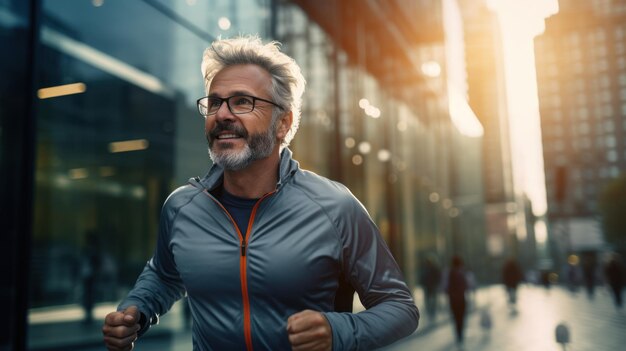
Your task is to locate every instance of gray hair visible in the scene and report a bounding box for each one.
[201,36,306,147]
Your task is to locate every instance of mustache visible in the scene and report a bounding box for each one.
[208,122,248,140]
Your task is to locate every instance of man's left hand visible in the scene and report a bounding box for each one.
[287,309,332,351]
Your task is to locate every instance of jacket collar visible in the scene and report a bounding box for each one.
[201,147,299,191]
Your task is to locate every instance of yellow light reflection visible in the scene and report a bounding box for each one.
[68,168,88,180]
[108,139,149,153]
[567,255,579,265]
[352,154,363,166]
[37,82,86,99]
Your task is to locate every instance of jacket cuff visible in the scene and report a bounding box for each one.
[137,312,159,337]
[323,312,356,351]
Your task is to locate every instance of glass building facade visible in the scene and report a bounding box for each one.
[2,0,486,349]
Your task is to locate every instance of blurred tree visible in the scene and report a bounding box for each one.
[598,174,626,251]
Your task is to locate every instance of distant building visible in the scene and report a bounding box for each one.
[534,0,625,256]
[458,0,532,279]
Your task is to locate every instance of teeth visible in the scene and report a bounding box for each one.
[218,134,239,139]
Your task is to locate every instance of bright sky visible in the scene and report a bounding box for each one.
[486,0,560,216]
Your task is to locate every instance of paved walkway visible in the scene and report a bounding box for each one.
[29,284,625,350]
[387,284,626,351]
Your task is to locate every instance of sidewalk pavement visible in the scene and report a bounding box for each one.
[28,284,626,351]
[28,300,192,351]
[387,284,626,351]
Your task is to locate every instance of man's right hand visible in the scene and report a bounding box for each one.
[102,305,142,351]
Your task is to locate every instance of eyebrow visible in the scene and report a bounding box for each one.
[207,90,254,98]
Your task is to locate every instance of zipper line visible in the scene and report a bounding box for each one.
[203,189,275,351]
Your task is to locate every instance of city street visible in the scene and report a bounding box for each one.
[388,285,626,351]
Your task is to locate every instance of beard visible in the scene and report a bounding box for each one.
[206,121,277,171]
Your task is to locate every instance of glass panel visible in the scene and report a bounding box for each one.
[28,0,266,349]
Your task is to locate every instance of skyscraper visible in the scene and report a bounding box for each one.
[458,0,521,273]
[534,0,626,254]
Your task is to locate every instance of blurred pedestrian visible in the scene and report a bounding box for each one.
[540,270,551,290]
[502,257,524,311]
[445,255,469,347]
[420,256,441,319]
[102,36,419,351]
[604,253,624,308]
[81,231,101,325]
[566,261,578,292]
[581,251,598,299]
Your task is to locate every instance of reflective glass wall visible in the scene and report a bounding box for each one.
[28,1,270,349]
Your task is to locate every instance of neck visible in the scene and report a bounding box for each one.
[222,150,281,199]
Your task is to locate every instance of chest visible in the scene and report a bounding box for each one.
[169,204,342,300]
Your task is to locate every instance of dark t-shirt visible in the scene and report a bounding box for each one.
[219,189,258,235]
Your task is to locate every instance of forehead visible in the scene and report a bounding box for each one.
[209,64,272,96]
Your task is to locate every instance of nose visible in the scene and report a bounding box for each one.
[214,100,234,121]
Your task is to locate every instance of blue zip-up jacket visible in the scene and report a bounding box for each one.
[119,148,419,350]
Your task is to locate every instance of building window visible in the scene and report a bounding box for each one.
[594,28,606,42]
[607,150,619,162]
[554,140,564,151]
[594,45,607,57]
[573,62,583,74]
[599,167,609,179]
[548,64,558,77]
[611,166,621,178]
[554,125,563,136]
[581,137,592,149]
[578,122,590,135]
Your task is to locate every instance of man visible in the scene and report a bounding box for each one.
[419,256,441,319]
[445,255,468,346]
[604,253,624,308]
[502,257,524,310]
[102,36,419,351]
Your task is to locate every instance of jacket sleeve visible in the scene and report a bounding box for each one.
[117,194,187,336]
[322,195,419,350]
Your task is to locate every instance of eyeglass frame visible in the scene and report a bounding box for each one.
[196,94,284,117]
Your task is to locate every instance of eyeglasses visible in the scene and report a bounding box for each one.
[197,94,283,117]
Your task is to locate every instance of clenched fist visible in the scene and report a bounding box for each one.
[287,310,332,351]
[102,305,141,351]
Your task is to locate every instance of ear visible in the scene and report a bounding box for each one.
[276,111,293,140]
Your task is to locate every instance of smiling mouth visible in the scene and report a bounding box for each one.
[216,133,242,140]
